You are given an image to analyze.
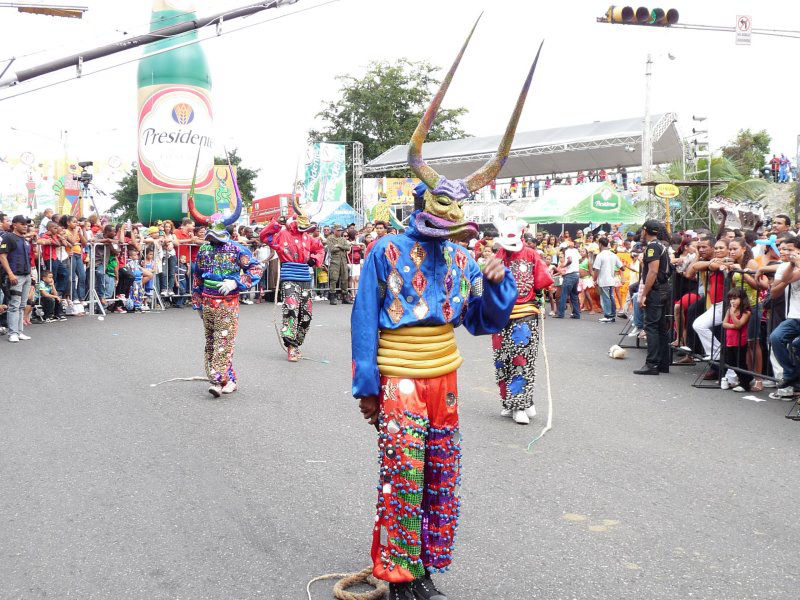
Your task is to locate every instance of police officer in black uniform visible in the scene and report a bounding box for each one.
[634,219,671,375]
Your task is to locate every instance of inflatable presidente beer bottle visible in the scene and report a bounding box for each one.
[137,0,214,224]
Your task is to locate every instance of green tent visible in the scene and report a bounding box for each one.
[517,182,644,224]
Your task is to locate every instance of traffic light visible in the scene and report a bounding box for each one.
[602,6,679,26]
[14,4,86,19]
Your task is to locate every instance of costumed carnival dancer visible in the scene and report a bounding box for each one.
[189,161,263,397]
[492,218,553,425]
[351,19,542,600]
[259,197,325,362]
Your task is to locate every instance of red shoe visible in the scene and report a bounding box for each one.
[287,347,301,362]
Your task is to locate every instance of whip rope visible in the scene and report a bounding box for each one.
[149,376,208,387]
[526,311,553,451]
[306,567,387,600]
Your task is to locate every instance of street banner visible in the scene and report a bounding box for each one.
[363,177,420,219]
[302,143,346,206]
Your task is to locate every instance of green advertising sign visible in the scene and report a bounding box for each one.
[592,188,620,211]
[302,143,346,205]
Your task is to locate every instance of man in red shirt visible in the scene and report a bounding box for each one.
[770,154,781,182]
[174,217,203,264]
[364,220,387,257]
[37,221,69,295]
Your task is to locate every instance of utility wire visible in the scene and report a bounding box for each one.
[0,1,271,66]
[0,0,341,103]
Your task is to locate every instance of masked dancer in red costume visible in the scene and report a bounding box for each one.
[260,198,325,362]
[492,218,553,424]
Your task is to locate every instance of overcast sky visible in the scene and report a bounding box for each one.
[1,0,797,209]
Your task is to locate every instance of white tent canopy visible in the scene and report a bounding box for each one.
[364,113,683,179]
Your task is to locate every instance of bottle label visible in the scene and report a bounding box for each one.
[137,84,214,193]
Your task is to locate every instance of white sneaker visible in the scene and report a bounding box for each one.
[770,386,796,400]
[732,386,747,392]
[500,408,512,417]
[221,381,238,394]
[762,380,777,388]
[524,405,537,419]
[720,379,730,390]
[599,317,613,323]
[8,333,19,343]
[18,333,31,341]
[512,410,530,424]
[627,326,640,337]
[208,384,222,398]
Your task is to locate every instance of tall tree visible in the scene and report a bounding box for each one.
[108,168,138,222]
[721,129,772,176]
[309,59,469,203]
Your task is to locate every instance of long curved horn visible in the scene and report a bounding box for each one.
[408,14,482,189]
[465,41,543,193]
[187,145,210,225]
[291,157,305,217]
[222,151,242,227]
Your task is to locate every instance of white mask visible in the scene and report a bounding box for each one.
[495,218,525,252]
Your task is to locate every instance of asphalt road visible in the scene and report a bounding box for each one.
[1,301,799,600]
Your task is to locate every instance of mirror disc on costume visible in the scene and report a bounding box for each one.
[387,420,401,434]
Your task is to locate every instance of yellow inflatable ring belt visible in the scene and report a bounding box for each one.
[510,303,540,320]
[377,324,463,378]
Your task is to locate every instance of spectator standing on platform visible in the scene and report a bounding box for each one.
[770,155,781,182]
[0,215,34,342]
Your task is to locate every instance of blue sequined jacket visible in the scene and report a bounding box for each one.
[191,241,263,308]
[351,212,517,398]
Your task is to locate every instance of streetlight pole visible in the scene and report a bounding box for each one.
[641,54,653,215]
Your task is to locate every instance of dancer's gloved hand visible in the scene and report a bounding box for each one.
[218,279,237,295]
[358,396,379,426]
[483,257,506,284]
[307,257,317,267]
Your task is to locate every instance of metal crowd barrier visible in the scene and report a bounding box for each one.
[618,253,782,390]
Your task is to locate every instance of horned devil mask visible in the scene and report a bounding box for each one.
[408,16,543,242]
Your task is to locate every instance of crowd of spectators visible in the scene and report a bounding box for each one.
[5,205,800,403]
[483,167,639,201]
[0,210,405,342]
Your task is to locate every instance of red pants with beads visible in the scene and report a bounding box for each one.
[371,372,461,583]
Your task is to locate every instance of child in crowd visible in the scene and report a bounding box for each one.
[477,245,495,270]
[126,249,148,311]
[175,255,189,307]
[142,248,156,298]
[37,270,66,322]
[722,287,752,392]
